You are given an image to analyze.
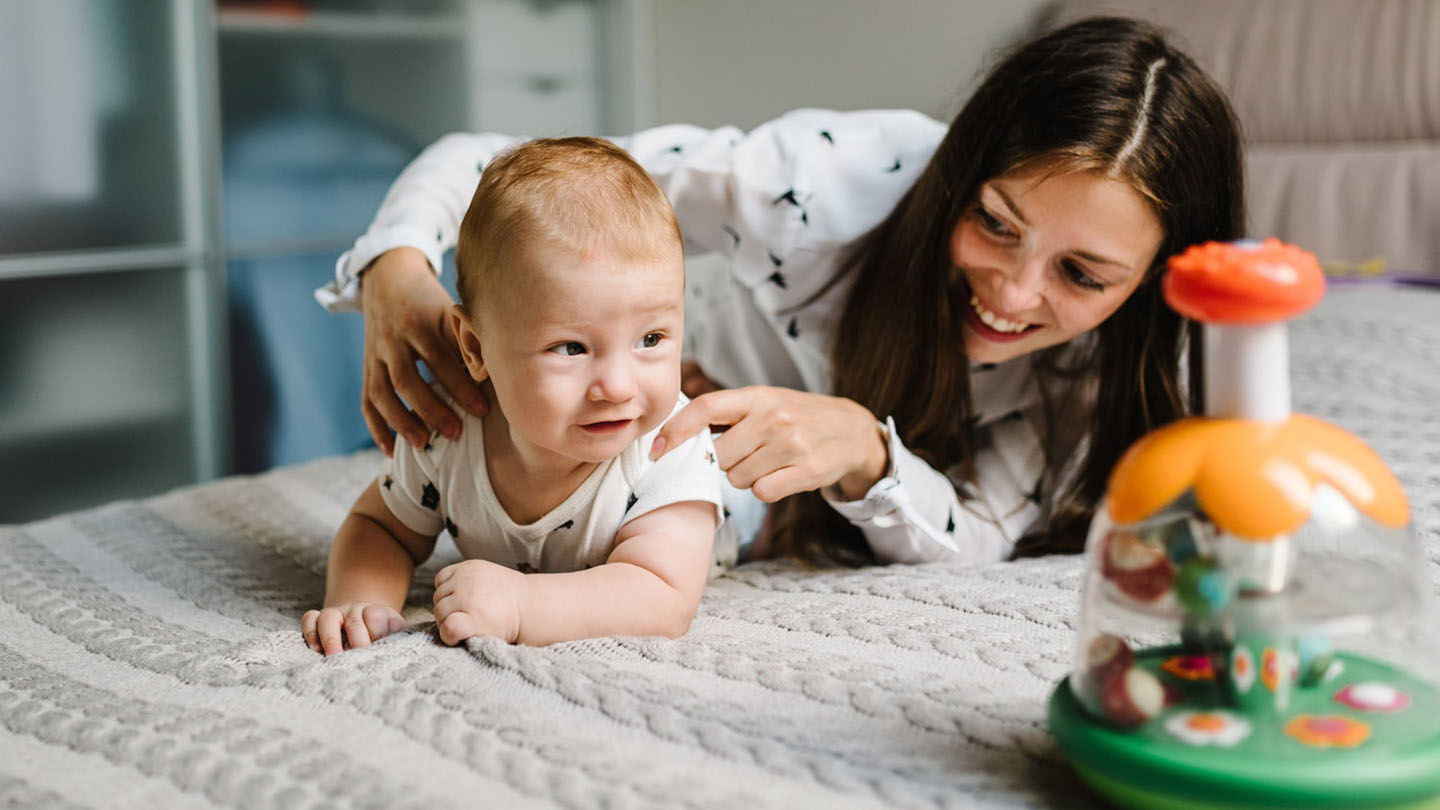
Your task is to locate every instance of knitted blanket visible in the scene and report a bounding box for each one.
[3,286,1436,809]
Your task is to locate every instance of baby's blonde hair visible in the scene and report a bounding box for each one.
[454,137,681,314]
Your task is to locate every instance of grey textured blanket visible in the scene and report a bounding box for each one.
[3,286,1437,810]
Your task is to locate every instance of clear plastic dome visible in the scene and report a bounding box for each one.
[1049,239,1440,808]
[1054,483,1440,806]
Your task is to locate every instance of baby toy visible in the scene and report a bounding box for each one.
[1048,239,1440,809]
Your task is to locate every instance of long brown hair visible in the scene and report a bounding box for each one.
[771,16,1245,565]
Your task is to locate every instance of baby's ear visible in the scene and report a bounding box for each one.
[449,305,489,384]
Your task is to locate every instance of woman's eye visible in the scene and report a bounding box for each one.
[975,205,1014,237]
[638,332,663,349]
[549,341,586,356]
[1063,260,1105,292]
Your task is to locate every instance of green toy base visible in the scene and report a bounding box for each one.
[1049,651,1440,810]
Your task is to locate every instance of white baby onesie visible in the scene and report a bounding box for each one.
[379,396,725,574]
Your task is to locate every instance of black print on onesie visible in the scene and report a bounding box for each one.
[785,317,800,339]
[946,513,956,534]
[421,483,440,510]
[626,492,638,513]
[444,517,459,537]
[819,129,834,145]
[557,520,574,530]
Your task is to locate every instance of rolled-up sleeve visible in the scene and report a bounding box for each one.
[316,132,520,313]
[823,413,1045,566]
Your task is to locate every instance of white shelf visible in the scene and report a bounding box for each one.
[217,8,466,40]
[0,397,185,446]
[0,245,199,281]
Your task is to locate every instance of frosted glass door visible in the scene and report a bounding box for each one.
[0,0,181,255]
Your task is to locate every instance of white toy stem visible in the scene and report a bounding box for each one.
[1204,322,1291,422]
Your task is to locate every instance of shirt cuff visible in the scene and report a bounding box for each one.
[314,224,447,314]
[821,416,908,526]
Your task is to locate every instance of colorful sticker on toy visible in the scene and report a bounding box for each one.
[1334,682,1411,713]
[1261,647,1297,692]
[1161,655,1216,681]
[1165,711,1252,747]
[1231,645,1256,694]
[1284,715,1371,748]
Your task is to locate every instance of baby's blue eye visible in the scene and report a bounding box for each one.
[638,333,662,349]
[550,341,586,356]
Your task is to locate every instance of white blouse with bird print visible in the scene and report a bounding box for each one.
[320,109,1093,566]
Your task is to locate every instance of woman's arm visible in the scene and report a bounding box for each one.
[317,132,520,313]
[821,420,1038,566]
[431,500,717,646]
[655,388,1035,566]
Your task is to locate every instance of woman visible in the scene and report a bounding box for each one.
[318,16,1244,566]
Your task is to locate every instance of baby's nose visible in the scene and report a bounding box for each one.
[588,360,637,401]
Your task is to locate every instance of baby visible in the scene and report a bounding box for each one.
[302,137,723,654]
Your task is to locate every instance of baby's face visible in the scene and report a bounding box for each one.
[479,241,684,465]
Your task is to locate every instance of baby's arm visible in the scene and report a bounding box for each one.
[302,481,438,655]
[432,500,716,646]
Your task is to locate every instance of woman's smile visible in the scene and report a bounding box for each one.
[967,293,1040,341]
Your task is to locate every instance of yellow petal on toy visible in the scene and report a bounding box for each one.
[1107,418,1215,525]
[1108,414,1408,540]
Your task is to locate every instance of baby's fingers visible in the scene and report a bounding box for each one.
[300,610,322,652]
[343,608,373,651]
[316,609,348,656]
[436,610,478,647]
[362,604,406,641]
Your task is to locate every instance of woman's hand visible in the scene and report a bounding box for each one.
[301,602,406,656]
[651,387,889,503]
[360,248,488,455]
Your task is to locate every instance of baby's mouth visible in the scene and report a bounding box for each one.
[579,419,633,434]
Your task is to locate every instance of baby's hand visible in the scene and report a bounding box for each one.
[432,559,525,646]
[301,602,406,656]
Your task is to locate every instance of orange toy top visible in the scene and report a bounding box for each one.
[1107,414,1409,540]
[1164,239,1326,324]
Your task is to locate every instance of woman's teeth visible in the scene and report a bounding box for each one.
[970,295,1030,333]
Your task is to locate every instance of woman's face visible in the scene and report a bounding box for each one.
[950,166,1163,365]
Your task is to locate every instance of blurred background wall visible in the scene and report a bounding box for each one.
[0,0,1047,523]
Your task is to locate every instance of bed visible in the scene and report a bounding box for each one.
[2,282,1436,809]
[6,0,1439,807]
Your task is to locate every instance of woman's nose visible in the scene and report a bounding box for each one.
[994,257,1047,312]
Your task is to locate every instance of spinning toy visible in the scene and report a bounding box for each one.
[1048,239,1440,809]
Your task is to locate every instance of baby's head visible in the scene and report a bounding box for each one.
[451,137,685,464]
